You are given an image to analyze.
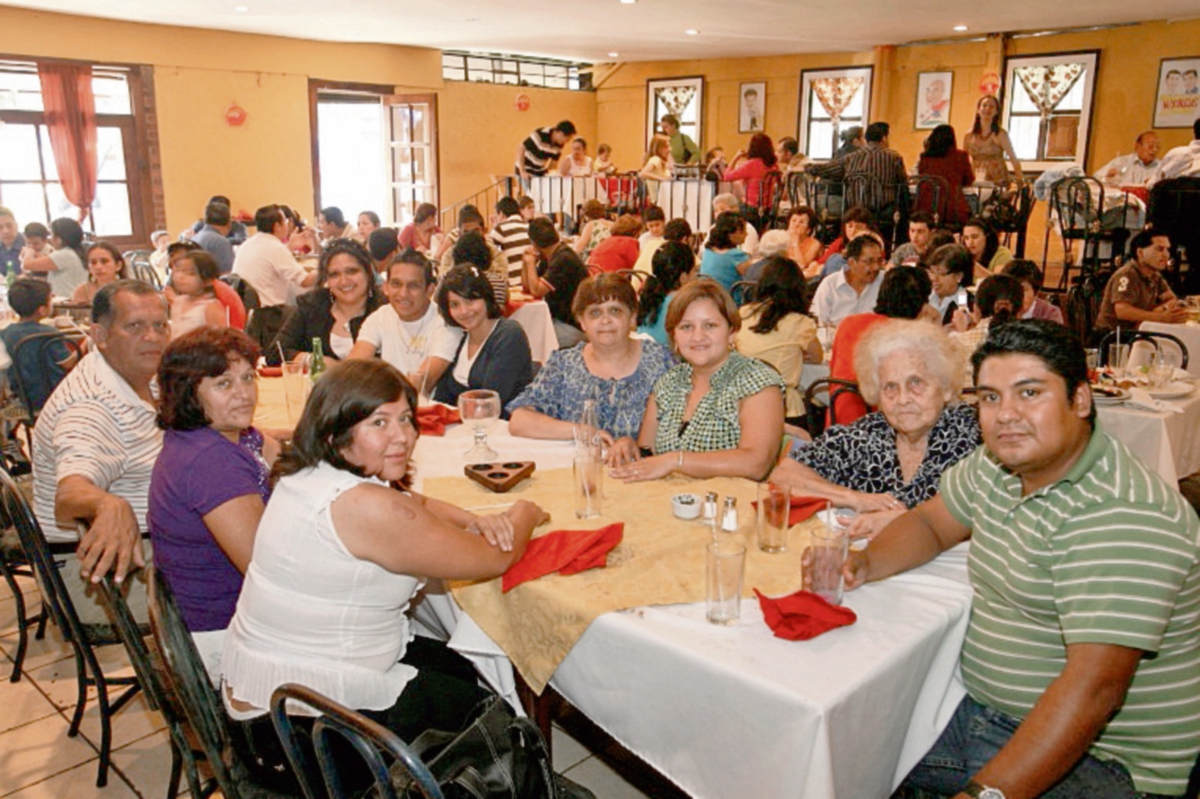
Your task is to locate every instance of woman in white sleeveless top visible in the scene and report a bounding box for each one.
[220,359,548,789]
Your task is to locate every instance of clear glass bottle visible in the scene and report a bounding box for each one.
[309,337,326,382]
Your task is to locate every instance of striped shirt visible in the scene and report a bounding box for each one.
[516,127,562,177]
[32,351,163,543]
[808,142,908,212]
[941,425,1200,795]
[488,215,531,288]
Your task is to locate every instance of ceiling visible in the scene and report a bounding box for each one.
[8,0,1200,63]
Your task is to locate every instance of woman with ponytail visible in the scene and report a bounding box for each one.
[23,217,89,297]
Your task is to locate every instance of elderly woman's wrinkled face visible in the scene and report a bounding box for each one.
[876,349,952,440]
[673,297,735,370]
[579,299,634,346]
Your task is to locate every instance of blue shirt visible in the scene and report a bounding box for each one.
[699,248,748,294]
[0,320,72,415]
[636,292,674,344]
[192,225,235,274]
[0,234,24,277]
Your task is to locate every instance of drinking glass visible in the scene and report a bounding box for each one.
[1084,348,1100,379]
[1149,350,1176,389]
[756,482,789,553]
[810,523,848,605]
[458,389,501,461]
[573,453,603,519]
[1107,343,1130,377]
[281,362,310,426]
[706,540,746,625]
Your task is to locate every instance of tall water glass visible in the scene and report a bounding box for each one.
[810,523,848,605]
[756,482,789,553]
[282,362,310,426]
[706,540,746,625]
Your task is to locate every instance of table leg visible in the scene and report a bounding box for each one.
[513,671,560,754]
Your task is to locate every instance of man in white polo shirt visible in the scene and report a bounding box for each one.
[233,204,317,347]
[348,250,462,397]
[32,280,168,623]
[809,233,885,327]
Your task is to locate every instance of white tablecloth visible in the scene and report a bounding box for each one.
[409,422,973,799]
[1139,321,1200,378]
[1098,387,1200,484]
[507,300,557,363]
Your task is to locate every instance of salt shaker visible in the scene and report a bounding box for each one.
[721,496,739,533]
[703,491,718,522]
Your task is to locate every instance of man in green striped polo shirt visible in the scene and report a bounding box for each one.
[838,320,1200,799]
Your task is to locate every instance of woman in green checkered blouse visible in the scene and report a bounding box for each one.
[609,280,785,482]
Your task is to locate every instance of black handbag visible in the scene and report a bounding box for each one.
[389,695,593,799]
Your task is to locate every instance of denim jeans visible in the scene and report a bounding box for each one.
[897,695,1182,799]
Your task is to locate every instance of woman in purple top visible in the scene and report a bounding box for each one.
[149,327,279,678]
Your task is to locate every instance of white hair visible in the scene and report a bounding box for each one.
[713,193,739,212]
[854,319,965,406]
[757,230,789,257]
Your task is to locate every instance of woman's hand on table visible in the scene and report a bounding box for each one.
[844,509,904,542]
[845,491,905,514]
[467,513,516,552]
[606,435,639,467]
[506,499,551,531]
[609,452,674,483]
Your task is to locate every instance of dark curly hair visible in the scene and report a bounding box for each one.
[317,238,380,305]
[157,327,261,431]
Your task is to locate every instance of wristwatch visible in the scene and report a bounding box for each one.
[964,778,1006,799]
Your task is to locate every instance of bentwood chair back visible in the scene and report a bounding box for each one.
[8,330,82,420]
[270,683,444,799]
[96,571,218,799]
[0,467,141,788]
[0,498,48,682]
[804,377,865,436]
[1098,329,1190,370]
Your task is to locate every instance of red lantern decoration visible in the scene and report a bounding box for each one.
[225,103,248,127]
[515,93,531,112]
[979,73,1001,96]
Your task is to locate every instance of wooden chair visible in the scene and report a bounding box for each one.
[0,467,141,787]
[270,683,444,799]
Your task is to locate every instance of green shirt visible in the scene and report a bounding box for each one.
[940,424,1200,795]
[669,131,700,165]
[652,352,784,454]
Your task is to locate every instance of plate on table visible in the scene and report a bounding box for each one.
[1147,382,1194,400]
[1091,385,1129,405]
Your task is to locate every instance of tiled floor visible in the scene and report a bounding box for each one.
[0,573,673,798]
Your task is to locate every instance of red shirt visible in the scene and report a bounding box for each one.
[587,236,640,274]
[212,279,247,330]
[828,312,886,425]
[917,150,974,225]
[816,236,845,267]
[722,158,774,207]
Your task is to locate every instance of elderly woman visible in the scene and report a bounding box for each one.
[508,273,675,448]
[610,281,785,481]
[21,217,88,297]
[771,319,980,540]
[637,240,697,344]
[221,360,548,789]
[149,327,279,678]
[268,239,384,364]
[431,264,532,412]
[72,242,130,304]
[735,256,822,424]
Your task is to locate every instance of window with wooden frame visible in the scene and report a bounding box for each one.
[1001,51,1099,171]
[0,58,159,246]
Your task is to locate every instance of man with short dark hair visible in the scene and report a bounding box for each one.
[489,196,531,289]
[232,204,317,346]
[845,319,1200,799]
[317,206,356,245]
[32,280,170,623]
[522,218,588,347]
[515,120,576,184]
[190,194,248,244]
[192,201,235,274]
[889,210,937,267]
[807,121,908,215]
[1095,228,1186,332]
[810,233,885,325]
[1154,119,1200,183]
[367,227,400,280]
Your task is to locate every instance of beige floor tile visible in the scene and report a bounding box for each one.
[551,724,591,772]
[1,758,138,799]
[75,693,166,754]
[0,578,43,638]
[0,624,74,674]
[0,674,58,734]
[0,713,99,796]
[110,728,185,799]
[26,640,132,711]
[562,755,653,799]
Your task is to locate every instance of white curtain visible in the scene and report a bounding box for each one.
[811,77,865,123]
[1014,64,1084,118]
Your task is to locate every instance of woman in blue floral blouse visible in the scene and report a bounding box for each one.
[609,280,785,482]
[507,274,674,454]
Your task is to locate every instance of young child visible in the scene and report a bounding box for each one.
[19,222,53,265]
[0,278,77,417]
[168,249,227,339]
[593,143,619,176]
[148,229,172,283]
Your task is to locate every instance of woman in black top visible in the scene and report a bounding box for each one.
[269,239,383,364]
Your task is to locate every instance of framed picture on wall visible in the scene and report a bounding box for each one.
[1153,56,1200,128]
[739,82,766,133]
[915,71,953,129]
[646,76,705,160]
[797,66,873,161]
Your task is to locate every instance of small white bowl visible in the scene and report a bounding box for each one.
[672,493,702,520]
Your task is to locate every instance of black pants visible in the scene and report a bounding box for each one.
[228,637,491,793]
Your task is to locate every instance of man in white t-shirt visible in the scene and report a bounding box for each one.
[348,250,462,396]
[232,204,317,347]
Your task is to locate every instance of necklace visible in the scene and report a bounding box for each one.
[395,310,433,356]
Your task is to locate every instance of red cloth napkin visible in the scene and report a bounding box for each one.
[754,588,857,641]
[502,523,624,593]
[258,366,283,378]
[503,299,531,316]
[416,405,461,436]
[751,495,827,526]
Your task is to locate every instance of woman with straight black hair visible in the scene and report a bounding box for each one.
[22,217,88,297]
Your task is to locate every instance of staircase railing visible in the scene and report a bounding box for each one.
[439,177,518,233]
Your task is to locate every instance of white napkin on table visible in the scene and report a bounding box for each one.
[1126,388,1185,414]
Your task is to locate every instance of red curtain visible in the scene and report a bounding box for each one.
[37,63,98,222]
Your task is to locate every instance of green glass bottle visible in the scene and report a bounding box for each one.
[310,337,326,382]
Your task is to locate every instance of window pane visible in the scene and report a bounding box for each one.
[497,72,519,85]
[1057,73,1086,111]
[0,182,49,225]
[1009,116,1041,160]
[1045,115,1079,158]
[0,70,44,111]
[443,65,465,81]
[92,75,131,114]
[390,107,411,144]
[391,147,413,183]
[808,120,835,159]
[1010,80,1037,113]
[808,89,831,120]
[38,126,59,182]
[0,124,43,180]
[842,87,865,118]
[44,182,80,222]
[92,182,133,237]
[96,127,126,181]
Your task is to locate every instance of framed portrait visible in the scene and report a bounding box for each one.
[1153,56,1200,128]
[739,81,766,133]
[646,76,705,155]
[915,71,953,129]
[797,66,873,160]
